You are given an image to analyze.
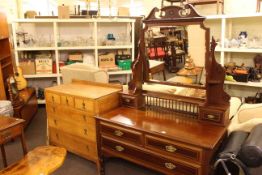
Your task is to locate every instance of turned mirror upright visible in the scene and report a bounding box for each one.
[125,3,230,126]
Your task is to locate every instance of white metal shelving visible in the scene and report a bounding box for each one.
[206,13,262,89]
[12,18,136,104]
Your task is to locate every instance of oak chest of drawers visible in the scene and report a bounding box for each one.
[45,81,121,169]
[96,107,227,175]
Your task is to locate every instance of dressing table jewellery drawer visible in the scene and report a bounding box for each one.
[199,106,229,125]
[120,92,145,109]
[101,136,201,175]
[100,122,143,146]
[145,135,203,163]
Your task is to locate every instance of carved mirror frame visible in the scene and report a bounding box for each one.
[128,4,230,125]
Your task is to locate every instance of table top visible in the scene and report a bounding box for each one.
[97,107,227,149]
[0,146,66,175]
[0,117,24,131]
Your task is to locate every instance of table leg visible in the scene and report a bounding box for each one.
[1,145,7,168]
[20,131,28,155]
[162,70,166,81]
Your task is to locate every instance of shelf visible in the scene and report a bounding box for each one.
[37,99,46,104]
[57,46,95,50]
[24,74,58,78]
[17,47,55,51]
[216,48,262,53]
[224,81,262,88]
[97,45,133,49]
[107,70,132,75]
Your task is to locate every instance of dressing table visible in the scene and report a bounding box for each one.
[96,3,230,175]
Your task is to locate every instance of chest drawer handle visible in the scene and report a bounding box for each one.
[52,96,55,102]
[114,130,124,137]
[56,133,59,140]
[115,145,125,152]
[52,107,56,113]
[84,129,88,135]
[165,145,177,153]
[165,163,176,170]
[82,102,86,109]
[66,98,69,105]
[124,98,131,103]
[207,115,216,119]
[54,119,57,125]
[83,115,87,121]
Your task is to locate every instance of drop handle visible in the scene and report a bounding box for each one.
[56,133,59,140]
[66,98,69,105]
[207,115,216,119]
[52,107,56,112]
[54,119,57,125]
[165,163,176,170]
[115,145,125,152]
[82,102,86,109]
[125,98,131,103]
[52,96,54,102]
[114,130,124,137]
[84,129,88,135]
[165,145,177,153]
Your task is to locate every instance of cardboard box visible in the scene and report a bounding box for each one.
[58,5,70,19]
[99,53,116,68]
[19,60,36,75]
[35,58,53,74]
[69,53,83,61]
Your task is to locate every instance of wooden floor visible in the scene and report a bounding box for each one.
[0,107,162,175]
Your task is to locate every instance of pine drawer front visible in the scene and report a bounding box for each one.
[101,136,201,175]
[49,127,98,161]
[48,115,96,142]
[46,92,61,104]
[145,135,203,163]
[75,98,95,114]
[100,122,143,146]
[46,105,94,126]
[61,95,74,107]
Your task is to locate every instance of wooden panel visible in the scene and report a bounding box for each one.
[49,127,98,161]
[145,135,202,163]
[101,136,201,175]
[100,121,143,146]
[46,92,61,104]
[48,115,96,141]
[97,93,120,114]
[0,13,9,38]
[75,97,95,114]
[61,95,74,107]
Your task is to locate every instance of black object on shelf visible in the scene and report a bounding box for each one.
[232,73,250,82]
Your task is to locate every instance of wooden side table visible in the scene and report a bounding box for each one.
[0,117,27,168]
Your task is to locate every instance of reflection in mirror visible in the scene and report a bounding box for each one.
[145,24,206,86]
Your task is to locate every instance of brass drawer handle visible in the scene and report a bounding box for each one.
[83,115,87,121]
[114,130,124,137]
[115,145,125,152]
[207,115,216,119]
[84,129,88,135]
[165,162,176,170]
[82,102,86,109]
[165,145,177,153]
[125,98,131,103]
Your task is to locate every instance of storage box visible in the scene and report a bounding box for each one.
[99,53,116,68]
[19,60,36,75]
[35,57,53,74]
[58,5,70,19]
[117,59,132,70]
[69,53,83,61]
[115,54,131,65]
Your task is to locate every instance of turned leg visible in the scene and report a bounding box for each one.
[20,131,28,155]
[97,156,105,175]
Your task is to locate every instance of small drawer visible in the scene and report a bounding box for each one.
[200,108,223,123]
[61,95,74,107]
[46,92,61,104]
[100,122,143,145]
[121,95,136,107]
[0,124,23,143]
[102,136,200,175]
[145,135,202,162]
[48,116,96,141]
[75,98,95,113]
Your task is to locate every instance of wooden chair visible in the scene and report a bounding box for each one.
[0,146,66,175]
[187,0,224,14]
[147,36,167,61]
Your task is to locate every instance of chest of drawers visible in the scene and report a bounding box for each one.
[96,107,227,175]
[45,81,121,169]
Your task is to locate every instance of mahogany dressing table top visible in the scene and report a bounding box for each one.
[97,107,227,149]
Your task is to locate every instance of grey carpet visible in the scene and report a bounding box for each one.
[0,107,162,175]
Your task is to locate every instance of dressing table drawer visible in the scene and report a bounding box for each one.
[145,135,202,162]
[199,107,225,124]
[100,122,143,145]
[101,136,201,175]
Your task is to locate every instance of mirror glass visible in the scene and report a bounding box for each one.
[144,24,206,86]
